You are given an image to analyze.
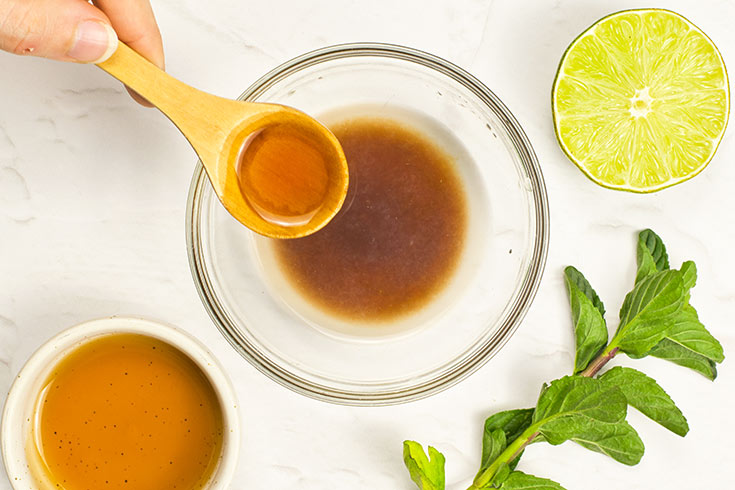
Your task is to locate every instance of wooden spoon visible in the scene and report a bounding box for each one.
[97,42,349,239]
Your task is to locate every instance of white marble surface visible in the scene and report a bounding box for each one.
[1,0,733,488]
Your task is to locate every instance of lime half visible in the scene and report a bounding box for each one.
[552,9,729,192]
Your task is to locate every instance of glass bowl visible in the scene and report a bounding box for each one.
[186,43,549,405]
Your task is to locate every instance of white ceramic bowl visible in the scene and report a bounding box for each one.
[1,317,240,490]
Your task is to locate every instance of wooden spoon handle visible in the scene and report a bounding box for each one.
[96,41,241,154]
[97,42,196,119]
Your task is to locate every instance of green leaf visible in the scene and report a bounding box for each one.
[489,463,511,487]
[635,229,669,283]
[618,269,684,330]
[636,251,658,284]
[663,305,724,363]
[615,270,687,356]
[483,409,535,448]
[480,429,506,476]
[648,339,718,380]
[498,471,566,490]
[403,441,445,490]
[570,420,644,466]
[480,409,534,474]
[599,366,688,436]
[645,304,723,379]
[533,376,627,428]
[532,377,637,465]
[564,266,605,317]
[679,261,697,291]
[564,267,608,374]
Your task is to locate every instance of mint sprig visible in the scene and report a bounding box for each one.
[403,229,724,490]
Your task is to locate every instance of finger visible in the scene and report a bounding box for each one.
[0,0,117,63]
[92,0,164,106]
[92,0,164,69]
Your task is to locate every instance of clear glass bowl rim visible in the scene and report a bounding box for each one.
[185,42,550,406]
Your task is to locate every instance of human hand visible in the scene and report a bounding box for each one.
[0,0,164,105]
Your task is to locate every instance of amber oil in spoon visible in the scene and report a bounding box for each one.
[237,121,337,226]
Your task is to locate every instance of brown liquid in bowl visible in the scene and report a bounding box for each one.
[273,117,467,322]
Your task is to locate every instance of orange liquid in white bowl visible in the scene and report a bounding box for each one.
[29,333,224,490]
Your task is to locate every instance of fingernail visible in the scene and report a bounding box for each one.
[68,20,118,63]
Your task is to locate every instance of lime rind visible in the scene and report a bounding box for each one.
[552,9,730,193]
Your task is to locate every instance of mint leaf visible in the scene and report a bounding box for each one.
[645,304,723,380]
[599,366,688,436]
[564,266,605,317]
[636,245,659,284]
[484,408,535,443]
[480,409,534,474]
[680,261,697,291]
[635,229,669,283]
[533,376,627,428]
[488,462,511,488]
[498,471,566,490]
[564,267,608,374]
[663,305,724,363]
[480,429,506,476]
[648,339,718,380]
[533,377,635,463]
[571,420,644,465]
[618,269,684,331]
[615,270,686,356]
[403,441,445,490]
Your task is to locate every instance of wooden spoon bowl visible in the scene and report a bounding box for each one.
[98,42,349,239]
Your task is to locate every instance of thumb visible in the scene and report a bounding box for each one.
[0,0,117,63]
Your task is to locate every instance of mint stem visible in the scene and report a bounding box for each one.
[468,346,620,489]
[581,346,619,377]
[472,426,538,488]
